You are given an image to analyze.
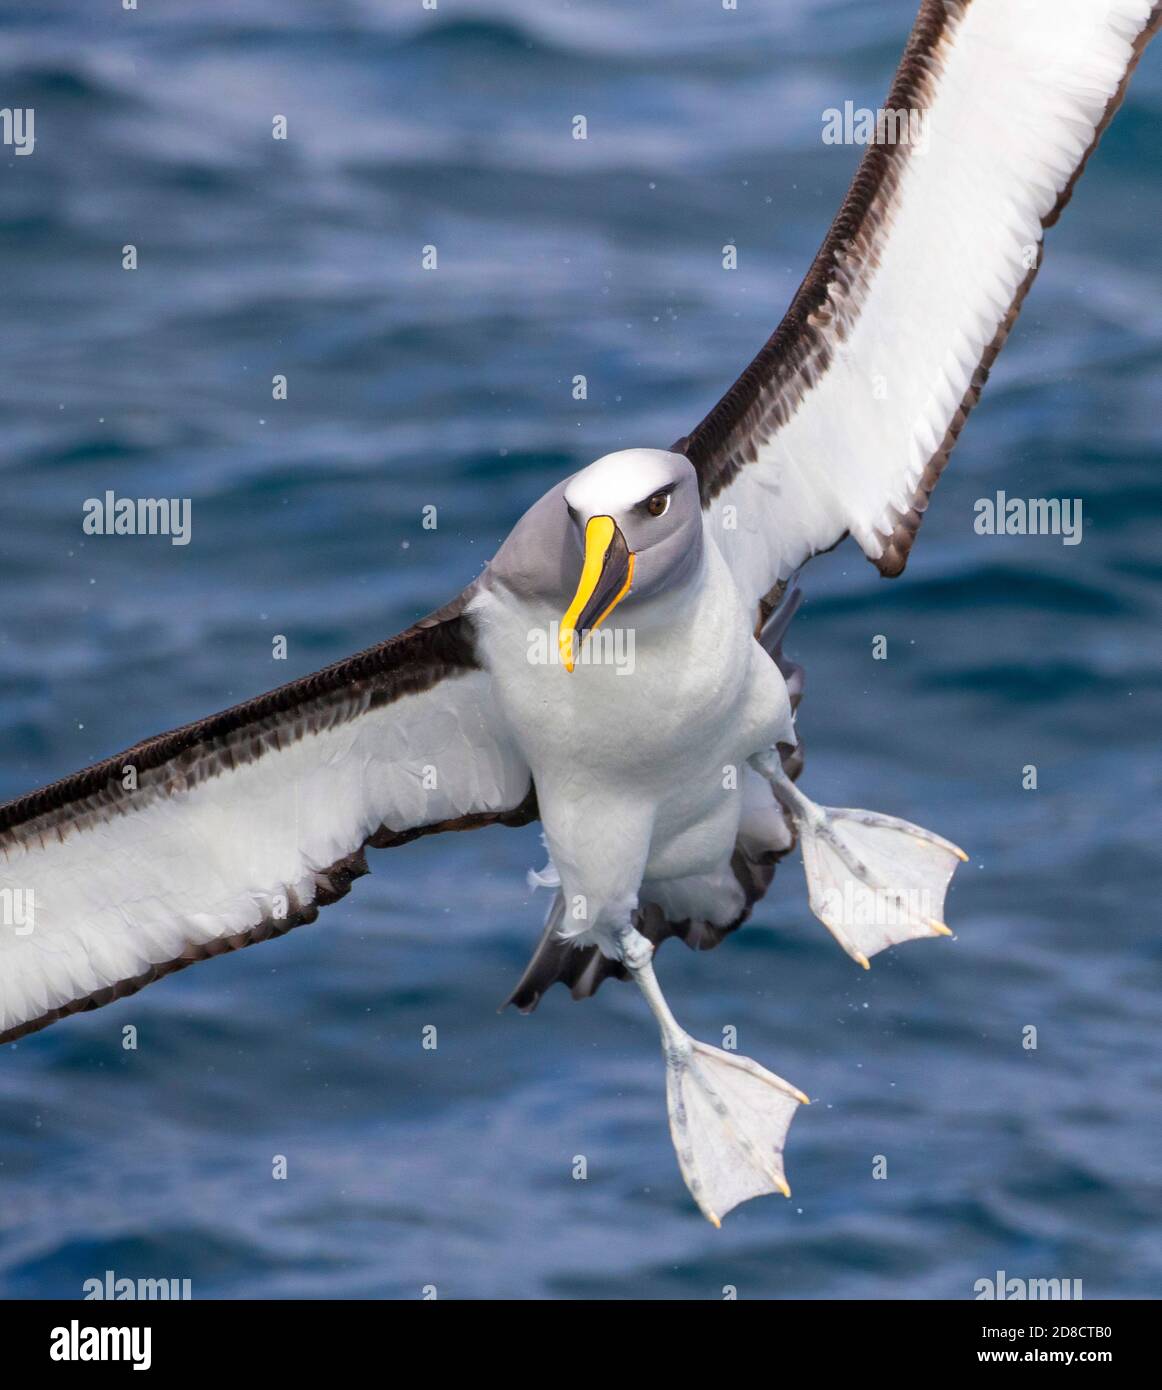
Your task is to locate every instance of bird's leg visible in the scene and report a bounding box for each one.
[613,922,808,1227]
[750,747,968,969]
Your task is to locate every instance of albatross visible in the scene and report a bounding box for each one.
[1,0,1158,1225]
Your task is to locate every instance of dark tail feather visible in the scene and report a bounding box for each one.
[501,891,628,1014]
[501,899,750,1015]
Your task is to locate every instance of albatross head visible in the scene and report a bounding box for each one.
[559,448,701,671]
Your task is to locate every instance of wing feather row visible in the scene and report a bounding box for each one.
[0,596,534,1044]
[680,0,1160,607]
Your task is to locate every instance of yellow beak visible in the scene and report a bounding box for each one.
[559,514,636,672]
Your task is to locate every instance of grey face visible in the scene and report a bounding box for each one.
[564,452,703,606]
[484,449,704,668]
[546,450,705,664]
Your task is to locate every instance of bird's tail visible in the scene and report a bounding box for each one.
[501,890,627,1013]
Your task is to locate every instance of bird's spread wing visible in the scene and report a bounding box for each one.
[677,0,1160,611]
[0,594,534,1044]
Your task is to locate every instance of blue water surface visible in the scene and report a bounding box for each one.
[0,0,1160,1299]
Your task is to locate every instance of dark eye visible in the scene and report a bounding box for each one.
[646,492,670,518]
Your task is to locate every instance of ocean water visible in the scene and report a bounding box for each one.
[0,0,1160,1301]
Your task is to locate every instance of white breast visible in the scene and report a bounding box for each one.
[472,535,793,871]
